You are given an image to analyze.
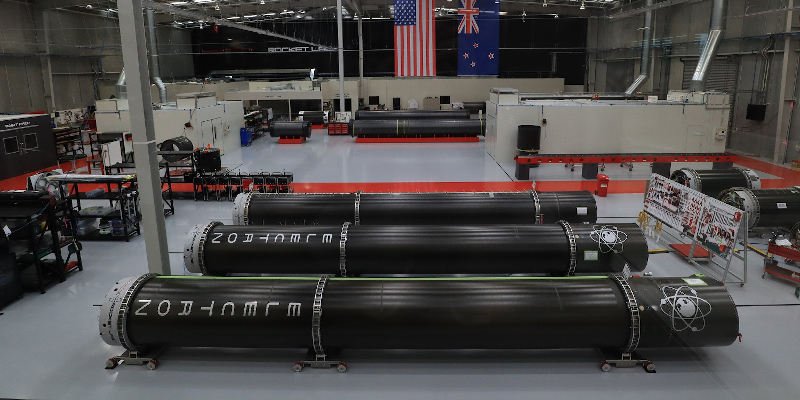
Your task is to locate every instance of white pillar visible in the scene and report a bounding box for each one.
[117,0,171,274]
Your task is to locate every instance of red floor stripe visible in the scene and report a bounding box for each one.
[733,155,800,187]
[3,154,799,196]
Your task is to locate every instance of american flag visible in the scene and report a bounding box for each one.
[394,0,436,77]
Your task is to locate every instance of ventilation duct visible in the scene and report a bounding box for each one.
[146,8,167,103]
[690,0,727,91]
[625,0,653,96]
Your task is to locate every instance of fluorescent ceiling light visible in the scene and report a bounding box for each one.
[244,14,258,18]
[194,0,214,3]
[170,1,189,5]
[226,16,241,19]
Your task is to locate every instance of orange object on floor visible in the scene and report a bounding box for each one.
[670,244,710,259]
[278,137,306,144]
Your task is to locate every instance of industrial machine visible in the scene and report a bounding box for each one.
[670,168,760,197]
[184,222,648,276]
[232,191,598,226]
[95,94,243,156]
[354,110,471,120]
[718,187,800,229]
[99,274,740,371]
[486,89,731,167]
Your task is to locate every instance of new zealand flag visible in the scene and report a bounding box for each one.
[457,0,499,76]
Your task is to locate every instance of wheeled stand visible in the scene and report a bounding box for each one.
[599,349,656,373]
[105,349,162,370]
[292,349,348,373]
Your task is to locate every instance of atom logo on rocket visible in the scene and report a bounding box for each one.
[659,286,712,332]
[590,225,628,254]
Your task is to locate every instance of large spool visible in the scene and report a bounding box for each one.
[183,222,649,276]
[670,168,760,197]
[270,121,312,138]
[99,274,739,354]
[718,187,800,229]
[350,119,483,138]
[158,136,193,162]
[232,191,597,226]
[355,110,471,120]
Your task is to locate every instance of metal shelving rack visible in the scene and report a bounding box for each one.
[0,192,83,293]
[49,174,141,242]
[52,126,87,172]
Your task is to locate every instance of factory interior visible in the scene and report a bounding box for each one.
[2,0,800,399]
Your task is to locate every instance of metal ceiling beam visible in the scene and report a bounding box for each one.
[608,0,704,19]
[36,0,100,9]
[143,0,328,47]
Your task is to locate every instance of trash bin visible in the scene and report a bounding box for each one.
[595,174,610,197]
[240,127,253,147]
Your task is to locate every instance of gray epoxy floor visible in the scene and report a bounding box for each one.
[1,136,799,400]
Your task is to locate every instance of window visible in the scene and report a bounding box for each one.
[23,133,38,150]
[3,137,19,154]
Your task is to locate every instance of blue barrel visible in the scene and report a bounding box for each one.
[240,127,253,146]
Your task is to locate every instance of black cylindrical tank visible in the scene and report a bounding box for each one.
[355,110,471,120]
[232,191,598,226]
[670,168,760,197]
[298,111,326,125]
[184,222,649,276]
[462,102,486,115]
[517,125,541,155]
[718,187,800,229]
[350,119,483,138]
[99,274,740,354]
[270,121,312,138]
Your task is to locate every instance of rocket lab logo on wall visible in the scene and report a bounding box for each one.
[589,225,628,254]
[659,286,712,332]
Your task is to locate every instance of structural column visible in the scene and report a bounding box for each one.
[117,0,171,274]
[358,14,364,101]
[773,0,797,164]
[336,0,346,113]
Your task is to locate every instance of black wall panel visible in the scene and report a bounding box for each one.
[191,16,587,84]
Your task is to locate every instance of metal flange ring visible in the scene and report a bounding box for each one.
[610,274,641,354]
[311,274,331,361]
[557,220,578,276]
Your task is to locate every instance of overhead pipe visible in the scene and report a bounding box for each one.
[115,68,126,99]
[183,222,650,276]
[690,0,727,91]
[625,0,653,96]
[146,8,167,104]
